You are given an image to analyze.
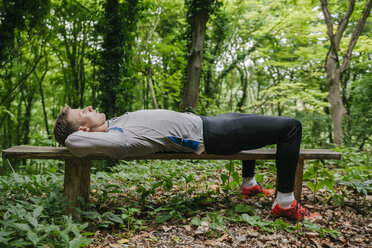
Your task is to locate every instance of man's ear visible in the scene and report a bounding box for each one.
[78,126,90,132]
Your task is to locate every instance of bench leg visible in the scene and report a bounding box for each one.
[64,159,92,219]
[294,159,304,200]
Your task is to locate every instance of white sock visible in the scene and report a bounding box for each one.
[242,177,257,188]
[274,191,295,209]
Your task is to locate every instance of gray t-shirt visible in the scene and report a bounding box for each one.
[65,109,204,159]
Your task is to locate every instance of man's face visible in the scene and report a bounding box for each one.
[68,106,106,131]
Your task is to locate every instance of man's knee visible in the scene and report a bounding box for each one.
[282,117,302,134]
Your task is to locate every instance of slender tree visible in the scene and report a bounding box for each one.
[98,0,125,118]
[98,0,140,118]
[181,0,221,112]
[320,0,372,145]
[203,8,230,108]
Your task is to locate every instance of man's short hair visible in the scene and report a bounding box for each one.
[53,106,78,146]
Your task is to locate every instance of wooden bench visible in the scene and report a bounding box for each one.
[2,146,342,219]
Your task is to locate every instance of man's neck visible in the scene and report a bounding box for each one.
[90,121,108,132]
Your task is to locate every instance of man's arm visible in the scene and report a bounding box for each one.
[65,131,159,159]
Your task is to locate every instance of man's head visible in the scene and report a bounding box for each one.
[53,106,107,146]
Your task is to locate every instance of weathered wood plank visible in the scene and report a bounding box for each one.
[2,145,342,160]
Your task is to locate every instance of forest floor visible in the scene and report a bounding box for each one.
[84,160,372,248]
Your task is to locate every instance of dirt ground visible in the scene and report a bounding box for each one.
[88,187,371,248]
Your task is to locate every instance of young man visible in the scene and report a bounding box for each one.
[54,106,319,220]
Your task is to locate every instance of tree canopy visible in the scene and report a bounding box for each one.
[0,0,371,150]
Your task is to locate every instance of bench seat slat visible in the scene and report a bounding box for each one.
[2,145,342,160]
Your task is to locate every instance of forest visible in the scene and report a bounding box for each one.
[0,0,371,247]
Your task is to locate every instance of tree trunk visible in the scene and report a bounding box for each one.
[36,56,50,136]
[182,8,210,112]
[237,66,248,112]
[99,0,122,118]
[23,91,34,144]
[146,62,159,109]
[325,53,346,145]
[320,0,372,145]
[79,44,86,108]
[38,72,50,136]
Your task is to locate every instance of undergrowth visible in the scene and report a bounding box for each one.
[0,147,370,247]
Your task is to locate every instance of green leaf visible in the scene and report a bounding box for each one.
[240,214,258,224]
[333,194,344,205]
[33,206,43,218]
[25,215,38,228]
[191,216,201,227]
[303,220,320,231]
[27,230,40,246]
[68,237,92,248]
[0,230,13,244]
[185,174,193,184]
[315,181,326,191]
[224,162,235,172]
[13,223,31,232]
[307,182,316,192]
[231,171,240,183]
[82,232,95,236]
[163,179,173,191]
[156,211,174,223]
[221,174,229,185]
[152,181,164,189]
[234,204,255,214]
[107,214,123,224]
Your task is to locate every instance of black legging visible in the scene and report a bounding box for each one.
[200,113,302,193]
[242,160,256,178]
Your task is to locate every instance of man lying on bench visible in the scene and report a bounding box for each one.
[53,106,320,221]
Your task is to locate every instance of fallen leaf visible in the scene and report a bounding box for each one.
[305,232,320,238]
[194,221,209,234]
[162,225,172,232]
[119,239,129,244]
[216,233,229,242]
[184,225,192,232]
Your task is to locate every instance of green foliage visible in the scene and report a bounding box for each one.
[304,160,332,189]
[220,161,241,194]
[255,82,328,115]
[303,147,371,205]
[0,0,371,150]
[1,1,371,245]
[191,212,340,238]
[303,220,340,239]
[0,0,50,63]
[345,70,372,148]
[333,147,372,196]
[0,171,92,247]
[5,151,368,246]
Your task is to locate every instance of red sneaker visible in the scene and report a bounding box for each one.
[242,184,274,198]
[271,199,321,220]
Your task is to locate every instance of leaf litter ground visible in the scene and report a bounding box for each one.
[84,160,371,248]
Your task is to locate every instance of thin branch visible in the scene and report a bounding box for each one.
[35,45,49,136]
[334,0,355,46]
[72,0,91,14]
[320,0,338,57]
[8,36,33,57]
[135,13,161,62]
[341,0,372,72]
[0,55,43,106]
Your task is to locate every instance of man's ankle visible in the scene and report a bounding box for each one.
[242,176,257,188]
[275,191,295,209]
